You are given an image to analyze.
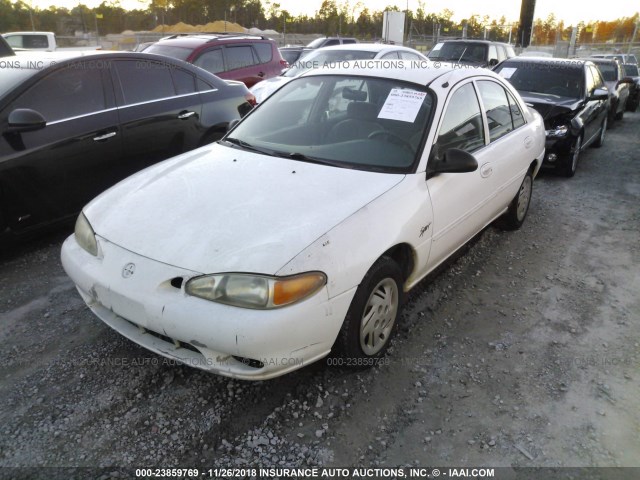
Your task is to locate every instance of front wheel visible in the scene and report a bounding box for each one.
[562,135,581,177]
[333,256,404,363]
[498,170,533,230]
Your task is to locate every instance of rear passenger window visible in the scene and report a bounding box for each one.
[253,43,273,63]
[477,80,513,142]
[225,46,256,71]
[172,69,196,95]
[506,91,525,129]
[114,60,175,105]
[436,83,485,153]
[381,52,399,59]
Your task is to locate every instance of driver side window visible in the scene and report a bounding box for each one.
[435,83,485,153]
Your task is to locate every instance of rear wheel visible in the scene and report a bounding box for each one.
[615,108,624,120]
[592,116,607,148]
[333,256,403,363]
[562,135,581,177]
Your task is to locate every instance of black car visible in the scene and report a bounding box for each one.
[0,52,254,240]
[0,35,14,57]
[428,39,515,67]
[495,57,608,177]
[623,63,639,112]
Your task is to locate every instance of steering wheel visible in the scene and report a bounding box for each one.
[367,130,414,152]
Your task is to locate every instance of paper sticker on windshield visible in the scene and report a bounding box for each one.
[377,88,427,123]
[499,67,517,79]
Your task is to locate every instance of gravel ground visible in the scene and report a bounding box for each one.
[0,111,638,478]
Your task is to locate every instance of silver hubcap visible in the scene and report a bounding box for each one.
[571,136,581,172]
[359,278,399,355]
[516,175,532,222]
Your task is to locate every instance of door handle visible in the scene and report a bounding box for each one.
[480,163,493,178]
[178,111,196,120]
[93,131,117,141]
[257,72,265,78]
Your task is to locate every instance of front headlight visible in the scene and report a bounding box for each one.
[546,125,569,137]
[74,212,98,256]
[185,272,327,309]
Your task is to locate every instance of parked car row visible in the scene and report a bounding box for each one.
[1,34,634,380]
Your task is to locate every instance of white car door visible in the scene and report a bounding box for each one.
[421,81,495,272]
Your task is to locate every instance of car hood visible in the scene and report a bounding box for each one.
[85,144,404,274]
[249,76,292,103]
[519,92,582,121]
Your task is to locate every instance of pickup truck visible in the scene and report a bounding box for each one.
[1,32,101,52]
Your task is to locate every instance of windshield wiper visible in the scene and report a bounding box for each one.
[282,151,342,167]
[221,137,275,156]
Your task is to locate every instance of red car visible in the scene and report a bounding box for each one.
[145,33,288,87]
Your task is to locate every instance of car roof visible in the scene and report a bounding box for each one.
[437,39,509,46]
[587,57,620,65]
[153,33,273,47]
[502,56,587,67]
[313,43,422,54]
[299,60,504,86]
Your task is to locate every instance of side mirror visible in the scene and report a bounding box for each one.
[488,58,499,67]
[7,108,46,132]
[427,147,478,178]
[589,88,609,101]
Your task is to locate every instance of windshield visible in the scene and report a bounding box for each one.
[495,62,584,98]
[428,42,487,63]
[224,74,434,173]
[284,49,377,78]
[144,44,192,61]
[624,64,638,76]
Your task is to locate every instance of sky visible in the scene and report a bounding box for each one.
[26,0,639,27]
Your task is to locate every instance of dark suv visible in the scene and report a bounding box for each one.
[145,34,288,87]
[428,39,515,67]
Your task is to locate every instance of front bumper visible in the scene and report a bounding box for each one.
[61,234,354,380]
[541,134,574,168]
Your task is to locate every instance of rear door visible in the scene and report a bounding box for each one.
[475,79,530,213]
[112,59,203,174]
[0,60,120,231]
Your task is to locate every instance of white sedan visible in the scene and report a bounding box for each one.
[250,43,427,103]
[62,63,545,380]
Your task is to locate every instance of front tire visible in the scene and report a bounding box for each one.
[333,256,404,362]
[562,135,581,177]
[498,170,533,230]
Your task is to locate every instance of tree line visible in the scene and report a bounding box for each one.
[1,0,637,46]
